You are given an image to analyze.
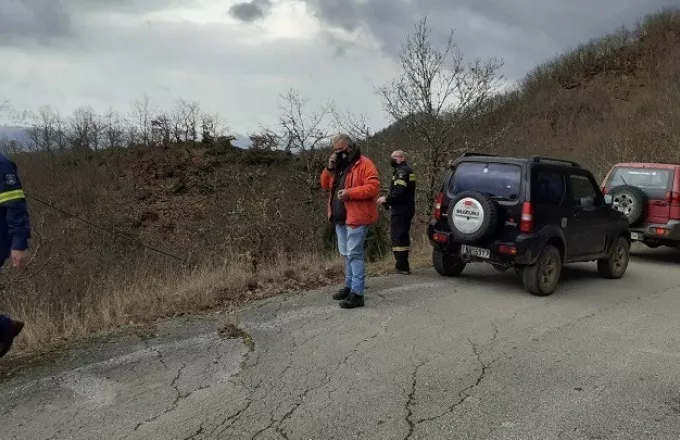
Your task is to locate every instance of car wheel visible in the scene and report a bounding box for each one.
[608,185,646,226]
[597,236,630,279]
[446,190,499,243]
[522,245,562,296]
[432,249,466,277]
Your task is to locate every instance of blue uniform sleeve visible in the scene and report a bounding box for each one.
[0,160,30,251]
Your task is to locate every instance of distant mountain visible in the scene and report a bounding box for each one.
[0,126,29,144]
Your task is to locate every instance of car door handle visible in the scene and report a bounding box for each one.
[653,201,668,206]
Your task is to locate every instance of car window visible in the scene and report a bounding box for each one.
[569,174,598,204]
[607,166,673,190]
[449,162,521,200]
[532,169,565,205]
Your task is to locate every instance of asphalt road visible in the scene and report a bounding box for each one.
[2,245,680,440]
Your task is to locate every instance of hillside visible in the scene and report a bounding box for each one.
[2,8,680,353]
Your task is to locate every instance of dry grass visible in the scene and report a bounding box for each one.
[5,227,435,356]
[6,250,345,354]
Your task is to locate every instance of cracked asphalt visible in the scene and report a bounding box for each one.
[3,245,680,439]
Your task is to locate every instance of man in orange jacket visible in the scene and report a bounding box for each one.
[320,133,380,309]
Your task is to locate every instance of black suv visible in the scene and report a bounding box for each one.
[427,153,631,296]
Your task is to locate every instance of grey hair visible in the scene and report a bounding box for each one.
[332,133,352,146]
[392,150,407,159]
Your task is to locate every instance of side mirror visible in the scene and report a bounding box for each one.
[580,196,594,207]
[604,194,613,206]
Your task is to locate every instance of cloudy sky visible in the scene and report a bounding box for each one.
[0,0,677,134]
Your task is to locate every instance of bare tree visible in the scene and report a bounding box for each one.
[249,132,279,150]
[26,106,59,152]
[201,112,226,144]
[53,111,69,151]
[70,106,99,152]
[273,89,333,208]
[151,112,172,147]
[331,108,377,153]
[104,108,126,149]
[377,15,505,213]
[171,98,201,143]
[88,110,105,151]
[129,95,155,147]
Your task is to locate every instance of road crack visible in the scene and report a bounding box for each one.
[404,360,427,440]
[415,325,498,426]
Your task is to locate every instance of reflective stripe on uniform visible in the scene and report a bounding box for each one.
[394,179,407,186]
[0,189,25,204]
[409,174,416,181]
[392,246,410,251]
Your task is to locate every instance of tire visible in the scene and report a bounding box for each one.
[492,264,509,272]
[597,236,630,279]
[522,245,562,296]
[433,249,466,277]
[446,191,499,243]
[608,185,646,226]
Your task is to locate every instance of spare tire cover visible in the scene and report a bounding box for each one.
[447,191,498,242]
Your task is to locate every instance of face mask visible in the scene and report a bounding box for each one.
[390,159,399,168]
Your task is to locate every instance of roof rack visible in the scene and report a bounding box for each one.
[460,152,498,158]
[531,156,580,167]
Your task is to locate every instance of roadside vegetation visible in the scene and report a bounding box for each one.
[0,8,679,355]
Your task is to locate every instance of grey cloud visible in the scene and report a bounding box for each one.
[297,0,680,80]
[0,0,196,46]
[0,0,72,42]
[69,0,196,13]
[228,0,272,22]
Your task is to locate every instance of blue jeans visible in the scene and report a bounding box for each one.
[336,225,368,295]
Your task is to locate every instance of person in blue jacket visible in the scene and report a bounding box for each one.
[0,153,30,358]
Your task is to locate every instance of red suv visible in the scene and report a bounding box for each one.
[601,162,680,248]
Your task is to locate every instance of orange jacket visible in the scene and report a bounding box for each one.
[320,155,380,226]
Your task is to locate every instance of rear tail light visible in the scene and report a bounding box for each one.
[433,191,444,220]
[655,228,670,236]
[433,233,448,243]
[665,191,680,204]
[601,186,608,194]
[520,201,534,233]
[498,244,517,255]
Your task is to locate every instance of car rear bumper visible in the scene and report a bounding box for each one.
[427,224,541,266]
[631,220,680,242]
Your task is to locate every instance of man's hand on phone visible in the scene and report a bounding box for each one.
[328,152,337,170]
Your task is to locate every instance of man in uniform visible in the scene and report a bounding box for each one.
[378,150,416,274]
[0,153,30,358]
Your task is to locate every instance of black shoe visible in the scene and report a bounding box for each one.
[396,269,411,275]
[339,292,364,309]
[0,320,24,358]
[333,287,351,301]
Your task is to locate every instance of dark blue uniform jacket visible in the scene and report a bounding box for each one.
[0,154,30,264]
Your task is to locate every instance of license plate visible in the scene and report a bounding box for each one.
[461,245,490,259]
[631,232,641,241]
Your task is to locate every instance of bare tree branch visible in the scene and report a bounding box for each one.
[376,14,505,214]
